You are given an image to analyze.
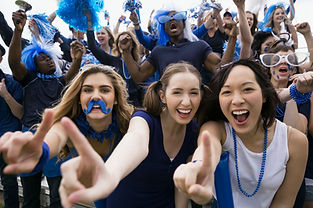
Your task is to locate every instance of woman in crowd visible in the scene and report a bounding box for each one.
[173,59,308,207]
[258,2,298,49]
[0,64,134,208]
[48,62,209,208]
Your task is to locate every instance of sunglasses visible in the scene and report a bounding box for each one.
[157,11,187,24]
[260,52,309,67]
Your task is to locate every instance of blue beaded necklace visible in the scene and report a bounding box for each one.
[232,126,268,197]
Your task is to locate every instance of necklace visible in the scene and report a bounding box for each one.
[232,126,268,197]
[122,60,131,80]
[75,111,120,143]
[36,72,61,80]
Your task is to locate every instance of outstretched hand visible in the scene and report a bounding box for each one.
[0,109,54,174]
[173,131,215,205]
[59,117,118,208]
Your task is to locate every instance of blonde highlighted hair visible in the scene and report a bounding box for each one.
[51,64,134,135]
[111,31,140,63]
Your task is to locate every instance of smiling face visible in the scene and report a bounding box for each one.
[96,28,110,46]
[164,11,185,39]
[160,71,201,125]
[35,52,56,74]
[246,12,254,29]
[270,50,296,84]
[219,65,264,135]
[273,7,285,25]
[80,72,116,122]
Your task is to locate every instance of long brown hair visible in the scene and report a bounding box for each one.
[143,61,210,123]
[52,64,134,135]
[111,31,140,63]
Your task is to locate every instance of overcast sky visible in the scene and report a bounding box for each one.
[1,0,312,74]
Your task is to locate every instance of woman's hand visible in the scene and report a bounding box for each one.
[59,117,118,208]
[0,109,54,174]
[174,131,215,205]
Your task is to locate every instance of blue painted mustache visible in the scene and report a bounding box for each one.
[83,100,111,115]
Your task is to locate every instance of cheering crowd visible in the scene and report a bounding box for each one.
[0,0,313,207]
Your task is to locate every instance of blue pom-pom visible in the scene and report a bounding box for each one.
[56,0,104,32]
[123,0,142,12]
[28,14,58,42]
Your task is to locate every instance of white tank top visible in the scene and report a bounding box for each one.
[222,119,289,208]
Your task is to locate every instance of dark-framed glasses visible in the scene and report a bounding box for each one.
[260,52,309,67]
[158,11,187,24]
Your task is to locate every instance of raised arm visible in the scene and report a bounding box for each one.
[113,15,125,36]
[64,41,84,83]
[289,24,298,49]
[8,10,28,81]
[233,0,253,59]
[296,22,313,71]
[120,36,155,83]
[174,121,223,205]
[130,11,156,51]
[58,115,150,206]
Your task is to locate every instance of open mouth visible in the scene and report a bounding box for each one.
[232,110,249,124]
[177,109,192,118]
[92,105,101,110]
[169,22,178,32]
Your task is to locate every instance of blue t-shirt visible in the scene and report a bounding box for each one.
[0,70,23,136]
[19,71,65,128]
[146,39,212,77]
[107,110,198,208]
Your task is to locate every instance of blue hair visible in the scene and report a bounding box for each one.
[21,38,62,73]
[258,2,285,32]
[154,10,171,46]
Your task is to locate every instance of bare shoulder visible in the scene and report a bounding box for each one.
[287,126,308,156]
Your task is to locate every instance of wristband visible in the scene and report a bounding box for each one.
[33,142,50,172]
[192,160,202,163]
[289,84,312,104]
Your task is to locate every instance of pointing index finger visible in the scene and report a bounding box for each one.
[61,117,96,158]
[33,109,54,143]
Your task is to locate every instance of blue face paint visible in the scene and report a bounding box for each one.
[288,65,295,71]
[277,75,280,80]
[83,100,111,115]
[272,71,275,75]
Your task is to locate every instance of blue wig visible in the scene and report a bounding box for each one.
[28,14,58,43]
[154,10,171,46]
[258,2,285,32]
[21,38,62,74]
[56,0,104,32]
